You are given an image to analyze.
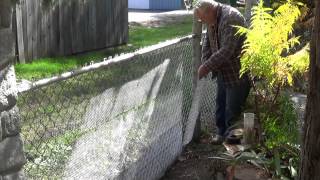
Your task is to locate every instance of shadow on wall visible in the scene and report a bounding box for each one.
[63,59,184,180]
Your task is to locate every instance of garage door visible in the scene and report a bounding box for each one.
[129,0,149,9]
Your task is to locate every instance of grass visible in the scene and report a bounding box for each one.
[15,16,193,80]
[24,130,86,179]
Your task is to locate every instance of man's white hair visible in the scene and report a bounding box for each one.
[194,0,219,11]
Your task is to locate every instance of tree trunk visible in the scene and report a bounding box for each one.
[299,1,320,179]
[244,0,257,22]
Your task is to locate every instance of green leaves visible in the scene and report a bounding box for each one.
[235,2,304,177]
[288,44,309,75]
[262,95,299,150]
[237,0,304,87]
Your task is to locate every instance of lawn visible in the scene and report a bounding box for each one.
[15,16,193,80]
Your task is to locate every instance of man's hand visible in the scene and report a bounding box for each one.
[198,65,210,79]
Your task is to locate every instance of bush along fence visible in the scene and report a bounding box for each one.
[16,27,220,179]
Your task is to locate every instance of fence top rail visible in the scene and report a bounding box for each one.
[17,34,195,93]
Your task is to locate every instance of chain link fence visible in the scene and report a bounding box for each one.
[17,35,217,180]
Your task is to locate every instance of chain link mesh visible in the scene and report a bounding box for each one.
[18,36,217,180]
[199,74,218,133]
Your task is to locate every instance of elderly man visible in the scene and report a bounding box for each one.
[194,0,251,144]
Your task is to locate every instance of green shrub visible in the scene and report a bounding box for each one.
[262,95,299,149]
[235,0,305,178]
[288,44,309,75]
[236,0,303,87]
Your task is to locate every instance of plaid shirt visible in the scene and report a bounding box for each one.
[201,5,247,87]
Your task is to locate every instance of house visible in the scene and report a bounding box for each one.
[129,0,183,10]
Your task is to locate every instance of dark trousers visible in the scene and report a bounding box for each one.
[215,74,251,136]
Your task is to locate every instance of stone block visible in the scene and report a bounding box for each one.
[2,170,25,180]
[0,0,15,70]
[0,136,26,173]
[0,28,15,70]
[0,66,17,112]
[1,106,20,138]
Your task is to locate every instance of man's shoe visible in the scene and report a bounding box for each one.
[210,135,225,145]
[225,129,243,144]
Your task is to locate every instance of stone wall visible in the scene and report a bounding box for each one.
[0,0,15,70]
[0,0,26,179]
[0,67,26,180]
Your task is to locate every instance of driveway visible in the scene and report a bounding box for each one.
[128,9,193,27]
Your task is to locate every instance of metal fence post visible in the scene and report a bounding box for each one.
[245,0,258,22]
[191,11,202,142]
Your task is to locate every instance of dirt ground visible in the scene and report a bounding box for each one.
[161,141,229,180]
[161,141,270,180]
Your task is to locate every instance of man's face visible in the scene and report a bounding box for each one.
[195,7,216,25]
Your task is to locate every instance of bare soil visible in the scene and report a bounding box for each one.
[161,133,271,180]
[161,141,228,180]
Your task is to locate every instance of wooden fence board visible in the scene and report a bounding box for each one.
[16,0,128,62]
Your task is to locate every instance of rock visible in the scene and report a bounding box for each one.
[0,25,15,70]
[178,155,186,162]
[2,170,26,180]
[0,136,26,173]
[0,66,17,112]
[233,165,269,180]
[1,106,21,138]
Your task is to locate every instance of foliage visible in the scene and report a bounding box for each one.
[271,0,313,9]
[288,44,309,75]
[243,92,301,178]
[236,0,302,87]
[235,0,305,145]
[261,94,300,178]
[262,95,299,149]
[235,0,306,179]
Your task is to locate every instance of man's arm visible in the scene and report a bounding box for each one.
[202,17,245,71]
[201,31,212,62]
